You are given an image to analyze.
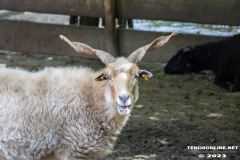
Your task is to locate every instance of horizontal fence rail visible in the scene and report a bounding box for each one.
[116,0,240,25]
[1,0,239,25]
[0,20,223,62]
[0,20,106,57]
[0,0,104,18]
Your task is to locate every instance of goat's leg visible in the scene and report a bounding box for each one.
[228,64,240,92]
[214,76,231,90]
[229,76,240,92]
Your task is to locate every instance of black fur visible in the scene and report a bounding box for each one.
[164,34,240,92]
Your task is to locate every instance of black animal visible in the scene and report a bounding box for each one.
[164,34,240,92]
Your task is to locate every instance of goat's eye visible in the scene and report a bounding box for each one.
[95,74,111,81]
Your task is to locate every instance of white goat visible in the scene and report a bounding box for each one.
[0,32,178,160]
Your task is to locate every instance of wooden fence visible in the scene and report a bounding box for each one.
[0,0,240,62]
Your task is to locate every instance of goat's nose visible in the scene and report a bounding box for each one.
[119,94,130,102]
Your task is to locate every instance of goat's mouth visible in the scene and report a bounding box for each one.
[116,104,131,115]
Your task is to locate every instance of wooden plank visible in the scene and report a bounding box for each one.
[116,0,240,25]
[0,20,231,63]
[0,20,106,58]
[0,0,104,17]
[118,29,225,63]
[104,0,119,56]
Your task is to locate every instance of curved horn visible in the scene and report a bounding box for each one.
[60,35,116,65]
[127,31,179,63]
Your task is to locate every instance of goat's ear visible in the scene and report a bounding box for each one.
[139,70,153,81]
[127,31,179,63]
[95,73,111,81]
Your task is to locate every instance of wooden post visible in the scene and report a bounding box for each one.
[103,0,119,56]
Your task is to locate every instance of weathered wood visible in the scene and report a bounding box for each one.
[0,20,228,62]
[0,0,104,17]
[1,0,240,26]
[116,0,240,25]
[103,0,119,56]
[0,20,106,58]
[118,29,225,63]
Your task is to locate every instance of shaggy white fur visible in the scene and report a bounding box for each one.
[0,62,136,160]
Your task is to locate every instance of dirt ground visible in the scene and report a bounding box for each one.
[1,52,240,160]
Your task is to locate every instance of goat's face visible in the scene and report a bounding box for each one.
[95,58,152,115]
[60,32,178,115]
[164,48,197,74]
